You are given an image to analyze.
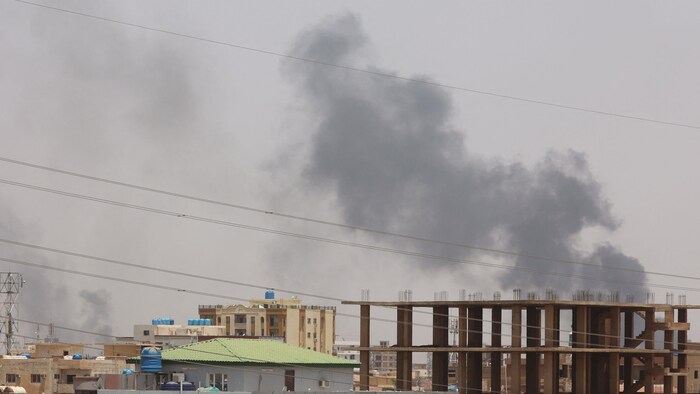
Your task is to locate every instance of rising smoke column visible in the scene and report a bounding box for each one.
[283,14,649,299]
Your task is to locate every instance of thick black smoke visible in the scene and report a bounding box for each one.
[284,14,649,299]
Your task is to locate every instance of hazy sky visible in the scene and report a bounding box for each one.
[1,1,699,345]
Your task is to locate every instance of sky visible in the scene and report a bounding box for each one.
[0,1,699,347]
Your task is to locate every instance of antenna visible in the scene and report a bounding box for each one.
[0,272,24,355]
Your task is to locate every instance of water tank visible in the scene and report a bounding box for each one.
[72,353,82,360]
[122,369,135,374]
[20,353,31,359]
[265,289,275,300]
[204,319,212,326]
[140,347,162,372]
[187,319,194,326]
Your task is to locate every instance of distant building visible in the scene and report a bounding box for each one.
[0,343,128,394]
[113,317,228,349]
[131,321,226,347]
[333,340,359,361]
[125,338,357,392]
[198,291,335,354]
[371,340,396,371]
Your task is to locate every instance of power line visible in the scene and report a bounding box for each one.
[2,236,694,349]
[0,155,694,283]
[2,226,694,390]
[0,237,346,304]
[11,0,700,131]
[12,271,691,354]
[1,177,697,292]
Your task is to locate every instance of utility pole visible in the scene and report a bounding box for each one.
[0,272,24,355]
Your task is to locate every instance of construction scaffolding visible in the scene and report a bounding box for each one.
[345,296,700,394]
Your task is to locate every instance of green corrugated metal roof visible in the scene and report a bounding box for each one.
[134,339,358,368]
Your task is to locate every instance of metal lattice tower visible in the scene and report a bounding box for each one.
[0,273,24,355]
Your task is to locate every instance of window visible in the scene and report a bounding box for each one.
[696,370,699,379]
[260,317,264,324]
[313,333,317,339]
[54,374,60,380]
[307,318,311,324]
[225,316,230,324]
[6,374,18,383]
[206,373,228,390]
[313,318,317,324]
[234,314,246,324]
[143,330,150,335]
[307,332,311,338]
[31,374,42,384]
[66,375,75,384]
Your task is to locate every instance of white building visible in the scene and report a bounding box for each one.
[128,338,357,392]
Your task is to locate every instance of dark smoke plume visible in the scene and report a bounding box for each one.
[283,14,649,299]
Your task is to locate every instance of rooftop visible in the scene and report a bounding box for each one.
[131,338,358,368]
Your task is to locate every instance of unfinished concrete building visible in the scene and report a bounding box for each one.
[345,293,700,394]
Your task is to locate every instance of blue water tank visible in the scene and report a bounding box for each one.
[265,290,275,300]
[187,319,194,326]
[72,353,82,360]
[204,319,212,326]
[141,347,162,372]
[198,319,205,326]
[122,369,135,374]
[20,353,31,359]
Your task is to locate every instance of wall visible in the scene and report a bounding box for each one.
[159,363,353,392]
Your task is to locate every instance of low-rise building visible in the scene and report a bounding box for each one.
[115,319,227,349]
[0,343,128,394]
[127,338,357,392]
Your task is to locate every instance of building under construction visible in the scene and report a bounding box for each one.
[344,292,700,394]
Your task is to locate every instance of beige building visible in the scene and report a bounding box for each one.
[199,292,335,354]
[0,343,128,394]
[371,340,397,371]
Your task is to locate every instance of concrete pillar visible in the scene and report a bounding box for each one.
[644,309,655,394]
[396,305,413,391]
[663,310,674,394]
[433,305,450,391]
[360,304,370,391]
[491,307,502,393]
[678,308,687,394]
[458,306,468,393]
[543,304,559,394]
[526,306,541,394]
[573,306,589,394]
[511,306,522,394]
[467,307,483,394]
[609,307,621,394]
[623,310,634,394]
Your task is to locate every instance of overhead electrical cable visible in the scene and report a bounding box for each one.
[11,0,700,131]
[0,155,694,282]
[1,177,697,292]
[4,237,693,348]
